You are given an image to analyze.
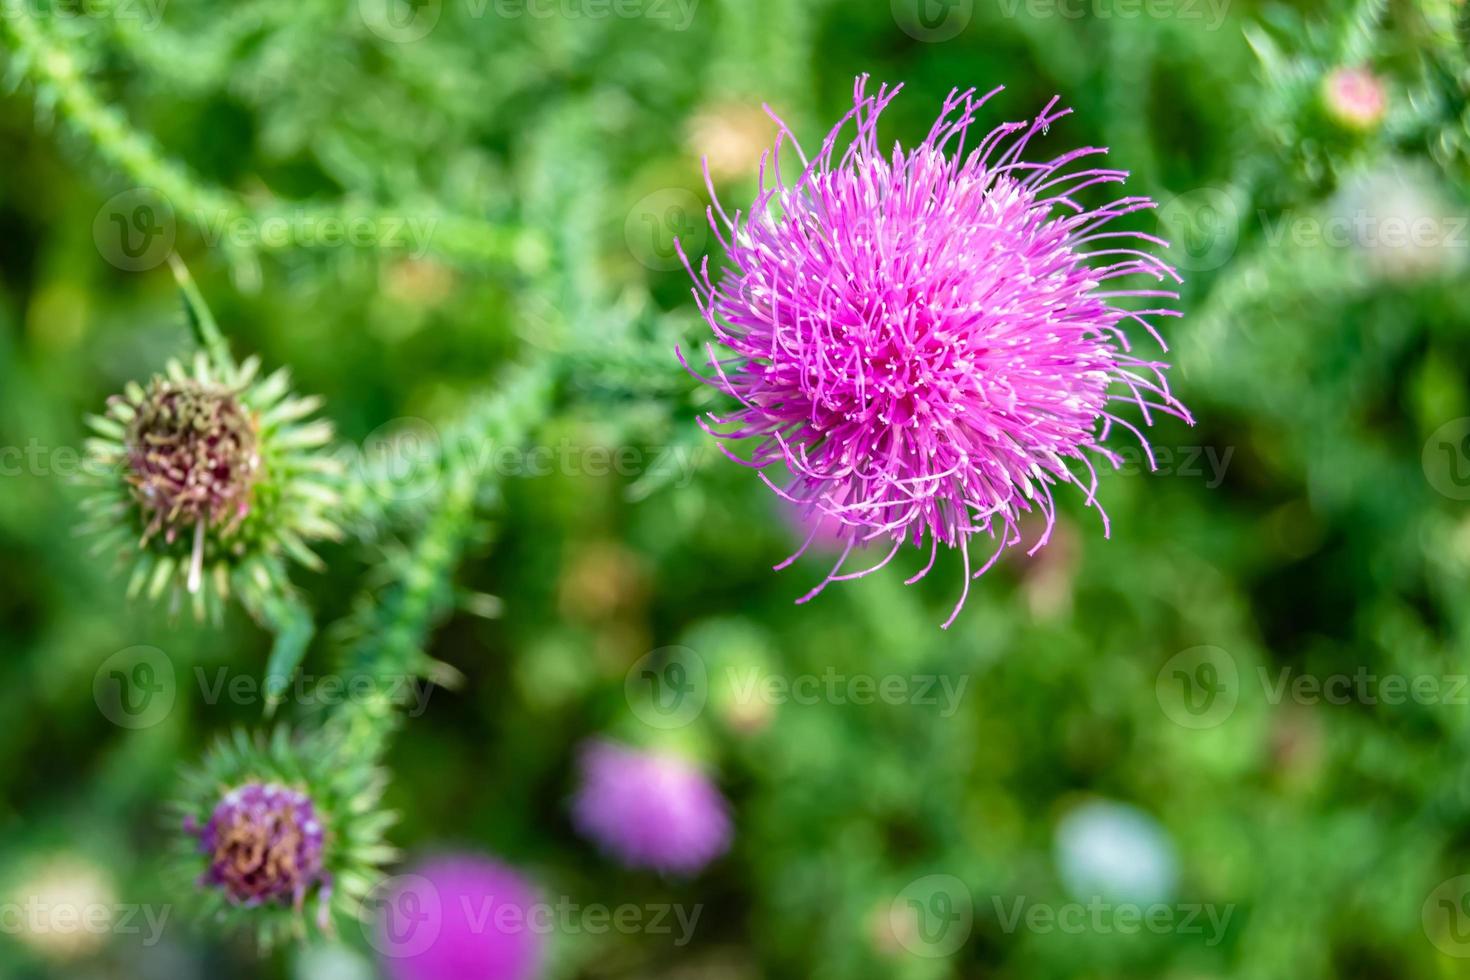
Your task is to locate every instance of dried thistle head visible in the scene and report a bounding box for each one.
[124,376,260,553]
[81,351,342,619]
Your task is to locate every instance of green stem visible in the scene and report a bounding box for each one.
[330,360,559,762]
[168,254,233,370]
[0,9,545,271]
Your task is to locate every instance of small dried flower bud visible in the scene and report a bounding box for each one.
[189,782,327,909]
[82,353,342,618]
[124,377,259,546]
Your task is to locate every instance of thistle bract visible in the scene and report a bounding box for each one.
[679,76,1192,626]
[81,351,341,619]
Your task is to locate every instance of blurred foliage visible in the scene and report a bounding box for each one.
[0,0,1468,977]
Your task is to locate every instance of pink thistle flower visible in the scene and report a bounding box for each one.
[570,740,731,875]
[678,76,1192,627]
[186,782,328,915]
[377,855,543,980]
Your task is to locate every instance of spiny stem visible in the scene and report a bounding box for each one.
[0,7,546,271]
[168,254,233,371]
[329,360,559,762]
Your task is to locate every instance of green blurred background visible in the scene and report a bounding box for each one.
[1,0,1469,977]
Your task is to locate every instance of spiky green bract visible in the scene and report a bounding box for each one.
[168,727,397,950]
[80,351,342,621]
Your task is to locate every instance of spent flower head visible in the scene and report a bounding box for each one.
[679,76,1192,626]
[81,351,341,620]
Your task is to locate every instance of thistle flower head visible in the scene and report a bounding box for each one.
[377,855,543,980]
[571,739,731,875]
[171,728,395,948]
[125,376,259,541]
[679,76,1192,626]
[81,351,341,619]
[190,781,327,909]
